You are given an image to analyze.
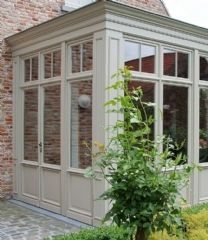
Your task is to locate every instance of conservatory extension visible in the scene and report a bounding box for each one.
[7,0,208,226]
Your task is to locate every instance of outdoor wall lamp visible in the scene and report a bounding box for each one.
[78,94,91,108]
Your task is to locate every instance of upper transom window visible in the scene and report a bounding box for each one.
[70,41,93,74]
[125,41,156,74]
[44,49,61,79]
[24,56,38,82]
[163,48,189,79]
[200,56,208,81]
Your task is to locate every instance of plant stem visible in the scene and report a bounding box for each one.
[135,228,146,240]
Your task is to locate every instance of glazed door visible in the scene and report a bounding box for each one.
[21,84,62,213]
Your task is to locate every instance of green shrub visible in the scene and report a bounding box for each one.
[150,203,208,240]
[51,226,129,240]
[50,203,208,240]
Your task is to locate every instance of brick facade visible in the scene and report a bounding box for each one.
[0,0,169,199]
[0,0,64,199]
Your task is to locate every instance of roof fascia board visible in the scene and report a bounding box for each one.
[6,0,208,50]
[104,1,208,39]
[104,13,208,50]
[6,1,106,47]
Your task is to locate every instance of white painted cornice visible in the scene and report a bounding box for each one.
[6,0,208,51]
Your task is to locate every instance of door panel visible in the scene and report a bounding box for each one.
[67,172,92,224]
[22,164,39,199]
[40,167,61,213]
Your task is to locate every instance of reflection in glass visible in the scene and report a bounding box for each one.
[128,81,155,139]
[44,53,52,79]
[70,80,92,169]
[44,85,61,165]
[71,45,81,73]
[177,52,188,78]
[163,85,188,159]
[163,49,176,77]
[24,89,38,161]
[82,41,93,71]
[200,57,208,81]
[53,50,61,77]
[32,56,38,81]
[199,89,208,163]
[24,59,30,82]
[141,45,155,73]
[125,41,140,71]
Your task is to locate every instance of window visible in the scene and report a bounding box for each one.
[163,85,188,159]
[44,49,61,79]
[200,56,208,81]
[125,41,156,74]
[70,80,92,169]
[24,88,38,161]
[128,81,155,139]
[71,41,93,74]
[163,49,189,79]
[199,88,208,163]
[24,56,39,82]
[43,85,61,165]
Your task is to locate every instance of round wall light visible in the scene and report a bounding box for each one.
[78,94,91,108]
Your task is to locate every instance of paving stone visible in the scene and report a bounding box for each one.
[0,201,79,239]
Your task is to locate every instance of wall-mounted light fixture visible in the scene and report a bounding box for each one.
[78,94,91,108]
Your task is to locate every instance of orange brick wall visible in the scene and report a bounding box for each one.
[0,0,64,199]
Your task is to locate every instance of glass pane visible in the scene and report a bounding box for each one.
[199,89,208,163]
[44,53,52,79]
[32,56,38,81]
[177,52,188,78]
[82,41,93,71]
[141,44,156,73]
[125,41,140,71]
[163,49,176,77]
[71,45,81,73]
[200,56,208,81]
[163,85,188,160]
[53,50,61,77]
[71,80,92,169]
[128,81,155,139]
[24,59,30,82]
[44,85,61,165]
[24,89,38,161]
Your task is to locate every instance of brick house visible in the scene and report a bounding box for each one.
[1,0,208,225]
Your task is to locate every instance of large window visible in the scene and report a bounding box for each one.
[125,40,191,163]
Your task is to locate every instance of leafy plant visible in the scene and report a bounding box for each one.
[50,226,129,240]
[86,68,194,240]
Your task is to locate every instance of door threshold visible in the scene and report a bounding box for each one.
[9,199,91,228]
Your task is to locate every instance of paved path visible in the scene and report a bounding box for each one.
[0,201,79,240]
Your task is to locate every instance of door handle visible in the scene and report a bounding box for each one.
[39,142,42,153]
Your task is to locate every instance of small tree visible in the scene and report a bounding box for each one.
[86,68,193,240]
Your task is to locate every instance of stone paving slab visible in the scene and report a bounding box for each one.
[0,201,79,240]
